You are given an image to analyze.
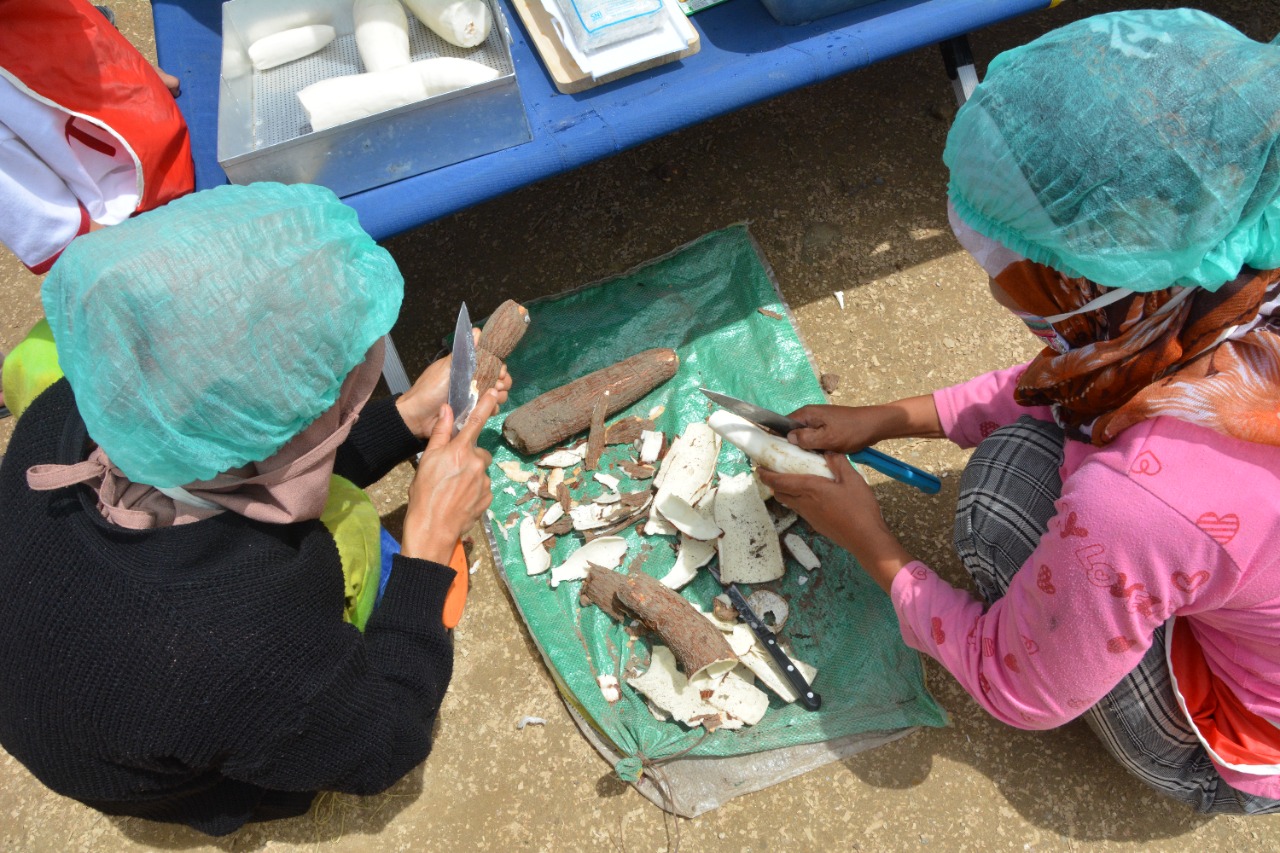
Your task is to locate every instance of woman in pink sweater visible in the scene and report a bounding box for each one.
[759,9,1280,813]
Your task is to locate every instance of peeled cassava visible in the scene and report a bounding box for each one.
[354,0,412,73]
[297,57,498,131]
[403,0,491,48]
[707,410,835,480]
[247,25,336,71]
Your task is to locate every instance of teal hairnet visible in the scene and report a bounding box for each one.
[42,183,403,488]
[944,9,1280,292]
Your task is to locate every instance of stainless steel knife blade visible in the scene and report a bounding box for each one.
[448,303,478,434]
[699,388,801,435]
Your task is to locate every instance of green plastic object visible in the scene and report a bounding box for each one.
[2,319,61,421]
[41,183,403,488]
[321,474,383,632]
[483,226,946,767]
[945,9,1280,292]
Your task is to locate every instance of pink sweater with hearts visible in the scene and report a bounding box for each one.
[891,363,1280,797]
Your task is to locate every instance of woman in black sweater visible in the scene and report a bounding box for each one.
[0,183,506,836]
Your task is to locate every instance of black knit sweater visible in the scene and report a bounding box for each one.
[0,380,455,836]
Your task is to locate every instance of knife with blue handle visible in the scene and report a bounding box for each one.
[700,388,942,495]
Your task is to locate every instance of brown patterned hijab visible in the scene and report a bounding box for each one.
[995,260,1280,446]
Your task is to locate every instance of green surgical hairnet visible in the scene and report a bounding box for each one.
[42,183,403,488]
[944,9,1280,292]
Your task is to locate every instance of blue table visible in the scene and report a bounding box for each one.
[153,0,1052,242]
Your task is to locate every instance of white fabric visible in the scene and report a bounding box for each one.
[156,486,224,511]
[1041,285,1134,323]
[0,73,139,267]
[948,199,1024,279]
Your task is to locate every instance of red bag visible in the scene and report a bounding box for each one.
[0,0,195,270]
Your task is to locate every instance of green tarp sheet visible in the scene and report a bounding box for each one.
[480,225,946,786]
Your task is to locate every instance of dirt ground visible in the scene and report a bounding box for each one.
[3,1,1280,850]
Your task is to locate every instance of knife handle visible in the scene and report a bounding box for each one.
[441,539,468,629]
[741,611,822,711]
[849,447,941,495]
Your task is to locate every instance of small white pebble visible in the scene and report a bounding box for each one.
[469,560,480,575]
[797,574,809,586]
[834,290,845,310]
[516,716,546,730]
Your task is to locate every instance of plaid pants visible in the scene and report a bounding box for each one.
[953,416,1280,814]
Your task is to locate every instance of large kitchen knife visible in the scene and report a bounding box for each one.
[705,561,821,711]
[440,303,479,629]
[700,388,941,495]
[448,303,479,434]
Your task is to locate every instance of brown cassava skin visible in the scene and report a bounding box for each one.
[584,394,608,471]
[502,348,679,455]
[581,566,630,622]
[603,416,654,446]
[473,349,503,398]
[582,567,735,677]
[479,299,529,359]
[473,299,530,396]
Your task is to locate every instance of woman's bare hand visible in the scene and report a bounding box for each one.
[396,329,511,440]
[757,454,913,593]
[400,389,500,564]
[787,395,945,454]
[785,405,882,454]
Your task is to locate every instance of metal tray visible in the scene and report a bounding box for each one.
[217,0,531,197]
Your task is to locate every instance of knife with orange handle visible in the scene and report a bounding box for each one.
[441,300,529,628]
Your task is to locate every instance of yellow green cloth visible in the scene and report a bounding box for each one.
[3,320,61,420]
[319,474,382,631]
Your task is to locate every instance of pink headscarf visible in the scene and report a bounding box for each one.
[26,340,386,529]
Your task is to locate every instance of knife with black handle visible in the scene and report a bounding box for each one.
[706,562,821,711]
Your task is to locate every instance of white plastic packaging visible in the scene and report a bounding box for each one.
[552,0,663,52]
